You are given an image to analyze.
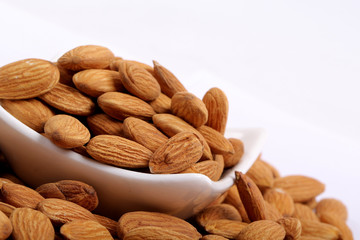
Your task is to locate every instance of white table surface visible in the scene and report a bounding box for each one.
[1,0,359,236]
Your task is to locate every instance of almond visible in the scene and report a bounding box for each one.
[182,160,220,181]
[197,125,234,155]
[1,99,55,133]
[10,207,54,240]
[73,69,124,97]
[213,154,225,181]
[318,212,353,240]
[0,58,59,99]
[223,185,250,223]
[93,214,118,237]
[152,113,213,160]
[57,45,115,71]
[152,60,187,97]
[236,220,286,240]
[39,82,96,116]
[263,188,295,217]
[87,113,124,136]
[171,91,208,127]
[60,220,113,240]
[36,180,98,211]
[119,61,161,101]
[201,234,228,240]
[277,217,302,240]
[44,114,91,149]
[300,219,341,240]
[259,158,281,179]
[56,62,76,86]
[97,92,156,121]
[302,198,317,209]
[245,156,274,190]
[1,183,44,209]
[315,198,348,221]
[150,93,172,113]
[37,198,97,225]
[109,57,124,71]
[149,132,203,174]
[223,138,244,168]
[0,202,16,217]
[117,211,201,239]
[123,226,195,240]
[202,87,229,135]
[264,201,282,221]
[0,177,13,189]
[126,60,155,76]
[122,116,168,152]
[0,210,12,240]
[292,203,319,222]
[235,171,266,221]
[273,175,325,202]
[205,219,248,239]
[196,203,242,228]
[86,135,152,168]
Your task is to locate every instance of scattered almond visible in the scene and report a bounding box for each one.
[60,220,113,240]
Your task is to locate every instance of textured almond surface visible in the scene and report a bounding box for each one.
[10,208,54,240]
[0,210,12,240]
[318,212,353,240]
[39,83,96,116]
[87,113,124,136]
[223,185,250,223]
[277,217,302,240]
[263,188,295,217]
[0,58,59,99]
[1,183,44,209]
[202,87,229,135]
[117,211,201,239]
[0,202,16,217]
[73,69,124,97]
[201,235,228,240]
[97,91,155,121]
[315,198,348,221]
[196,204,242,227]
[149,93,172,113]
[57,45,115,70]
[246,156,274,190]
[149,132,203,174]
[197,125,234,154]
[292,203,319,222]
[44,114,91,149]
[93,214,118,237]
[182,160,221,181]
[123,226,195,240]
[236,220,286,240]
[86,135,152,168]
[264,201,282,221]
[223,138,244,168]
[60,220,113,240]
[1,99,55,133]
[300,219,341,239]
[205,219,248,239]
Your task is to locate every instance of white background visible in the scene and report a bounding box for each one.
[1,0,359,236]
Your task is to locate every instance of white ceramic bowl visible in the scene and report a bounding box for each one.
[0,105,266,219]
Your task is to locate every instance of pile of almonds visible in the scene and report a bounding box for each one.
[0,45,243,180]
[0,152,353,239]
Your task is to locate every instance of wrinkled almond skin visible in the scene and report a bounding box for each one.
[181,160,221,181]
[205,219,248,239]
[150,93,172,113]
[196,204,242,228]
[73,69,124,97]
[236,220,286,240]
[87,113,124,136]
[264,201,282,221]
[277,217,302,240]
[10,208,54,240]
[57,45,115,71]
[1,99,55,133]
[117,211,201,240]
[122,117,168,152]
[292,203,319,222]
[152,60,187,98]
[274,175,325,202]
[223,138,244,168]
[60,220,113,240]
[93,214,118,237]
[202,87,229,135]
[123,226,195,240]
[36,180,99,211]
[246,156,274,190]
[1,183,44,209]
[44,114,91,149]
[315,198,348,221]
[300,219,341,239]
[318,213,353,240]
[171,91,208,128]
[263,188,295,217]
[0,58,59,99]
[201,235,228,240]
[197,125,234,155]
[235,171,266,221]
[223,185,250,223]
[39,83,96,116]
[149,132,203,174]
[119,61,161,101]
[0,202,16,217]
[37,198,97,226]
[86,135,153,168]
[0,210,12,240]
[98,92,156,121]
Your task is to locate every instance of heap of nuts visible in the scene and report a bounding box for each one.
[0,151,353,239]
[0,45,243,180]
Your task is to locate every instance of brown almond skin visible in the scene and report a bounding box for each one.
[235,171,267,221]
[276,217,302,240]
[263,188,295,217]
[123,226,195,240]
[1,99,55,133]
[152,60,187,98]
[203,87,229,135]
[119,61,161,101]
[57,45,115,71]
[60,220,113,240]
[87,113,124,136]
[86,135,153,168]
[171,91,208,128]
[223,185,250,223]
[39,83,96,116]
[98,92,156,121]
[196,204,242,228]
[122,117,168,152]
[37,198,97,226]
[300,219,341,239]
[0,58,60,99]
[197,125,234,155]
[236,220,286,240]
[1,183,44,209]
[44,114,91,149]
[315,198,348,221]
[201,235,228,240]
[117,211,201,240]
[73,69,124,97]
[182,160,221,181]
[293,203,320,222]
[246,155,275,190]
[149,132,203,174]
[0,210,12,240]
[318,213,353,240]
[36,180,99,211]
[150,93,172,113]
[264,201,282,221]
[0,202,16,217]
[93,214,118,237]
[223,138,244,168]
[205,219,248,239]
[10,208,54,240]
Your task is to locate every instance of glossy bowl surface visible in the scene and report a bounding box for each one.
[0,105,266,219]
